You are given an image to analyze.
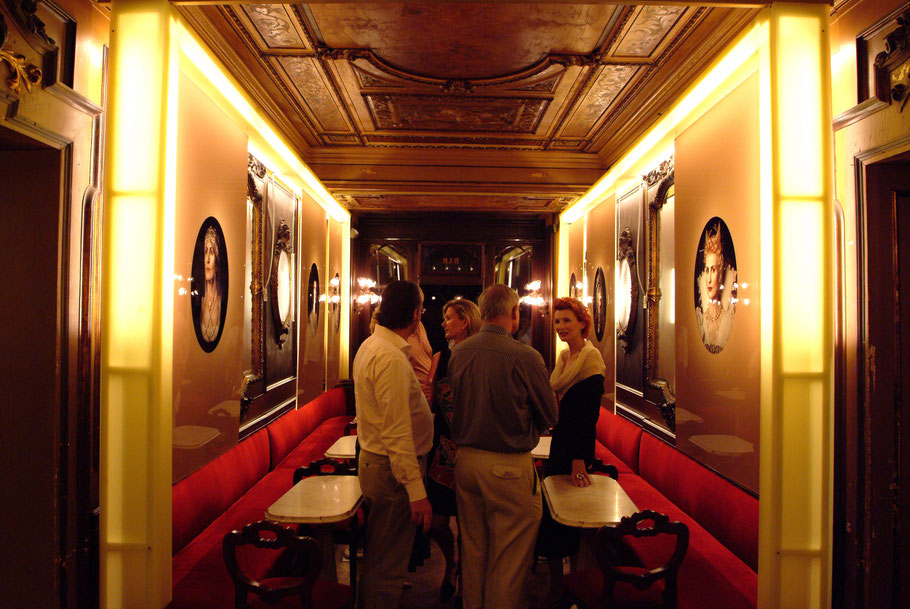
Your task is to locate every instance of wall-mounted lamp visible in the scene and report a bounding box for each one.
[520,280,548,316]
[353,277,380,314]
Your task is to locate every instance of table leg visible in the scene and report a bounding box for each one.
[315,527,337,582]
[350,516,359,606]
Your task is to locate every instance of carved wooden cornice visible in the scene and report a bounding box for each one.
[873,9,910,111]
[643,155,674,189]
[3,0,54,49]
[0,14,41,94]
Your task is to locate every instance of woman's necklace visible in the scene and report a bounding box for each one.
[705,301,722,322]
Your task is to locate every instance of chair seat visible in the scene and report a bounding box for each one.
[565,568,668,609]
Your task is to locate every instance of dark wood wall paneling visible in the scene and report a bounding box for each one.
[0,2,105,606]
[351,212,556,368]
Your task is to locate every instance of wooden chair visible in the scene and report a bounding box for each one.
[293,458,357,485]
[222,520,353,609]
[588,459,619,480]
[565,510,689,609]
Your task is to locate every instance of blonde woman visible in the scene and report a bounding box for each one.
[427,297,481,601]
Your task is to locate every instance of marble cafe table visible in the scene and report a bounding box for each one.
[542,473,638,528]
[324,434,358,460]
[266,475,363,583]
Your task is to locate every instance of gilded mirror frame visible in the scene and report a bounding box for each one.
[269,219,293,346]
[644,164,676,431]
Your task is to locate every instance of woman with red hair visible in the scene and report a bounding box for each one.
[536,296,606,608]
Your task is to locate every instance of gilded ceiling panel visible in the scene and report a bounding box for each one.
[365,94,549,134]
[342,194,569,212]
[278,57,349,132]
[306,3,620,79]
[242,4,306,48]
[612,6,687,58]
[561,65,638,138]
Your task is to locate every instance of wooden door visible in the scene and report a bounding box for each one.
[845,157,910,609]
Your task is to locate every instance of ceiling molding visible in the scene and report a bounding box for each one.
[176,2,762,213]
[306,146,606,169]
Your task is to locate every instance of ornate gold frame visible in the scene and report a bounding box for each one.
[269,219,293,346]
[644,165,676,430]
[616,227,638,352]
[241,155,266,422]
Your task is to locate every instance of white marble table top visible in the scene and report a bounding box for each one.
[173,425,219,450]
[542,474,638,528]
[266,475,363,524]
[325,435,358,460]
[688,434,754,456]
[532,436,551,459]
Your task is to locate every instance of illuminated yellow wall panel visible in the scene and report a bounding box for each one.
[101,1,176,607]
[759,4,833,609]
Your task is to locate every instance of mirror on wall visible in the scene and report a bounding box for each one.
[616,227,639,352]
[494,245,534,345]
[494,245,532,291]
[644,166,676,431]
[269,220,294,346]
[372,244,408,287]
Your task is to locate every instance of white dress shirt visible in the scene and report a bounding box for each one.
[353,324,434,501]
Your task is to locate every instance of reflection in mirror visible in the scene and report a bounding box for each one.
[615,259,632,333]
[615,228,639,352]
[276,250,292,323]
[495,245,534,344]
[307,263,320,338]
[269,220,294,346]
[373,244,407,286]
[657,189,676,390]
[494,245,532,292]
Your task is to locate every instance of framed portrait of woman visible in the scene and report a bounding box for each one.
[693,217,737,354]
[190,217,229,353]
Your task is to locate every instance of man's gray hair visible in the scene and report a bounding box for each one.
[478,284,519,321]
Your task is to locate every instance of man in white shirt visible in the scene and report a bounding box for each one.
[353,280,434,609]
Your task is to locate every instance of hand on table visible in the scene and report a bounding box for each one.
[570,459,591,487]
[410,497,432,533]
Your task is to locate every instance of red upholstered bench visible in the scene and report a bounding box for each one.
[168,387,354,609]
[593,408,758,609]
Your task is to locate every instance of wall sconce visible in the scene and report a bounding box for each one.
[520,280,548,316]
[353,277,380,314]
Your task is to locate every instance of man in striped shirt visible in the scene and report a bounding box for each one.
[448,284,558,609]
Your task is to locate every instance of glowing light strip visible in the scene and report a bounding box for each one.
[177,24,349,223]
[561,22,761,225]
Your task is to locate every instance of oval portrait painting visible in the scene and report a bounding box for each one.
[592,266,607,342]
[307,263,320,338]
[693,217,737,354]
[191,217,229,352]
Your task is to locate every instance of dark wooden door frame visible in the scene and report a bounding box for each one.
[842,143,910,609]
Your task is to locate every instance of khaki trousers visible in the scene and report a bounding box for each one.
[455,446,541,609]
[357,450,422,609]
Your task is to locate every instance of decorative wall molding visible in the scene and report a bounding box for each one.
[0,14,41,94]
[873,9,910,111]
[643,155,674,187]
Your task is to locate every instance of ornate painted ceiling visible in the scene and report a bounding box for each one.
[177,2,759,214]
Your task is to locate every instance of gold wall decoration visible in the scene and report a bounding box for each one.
[1,15,41,94]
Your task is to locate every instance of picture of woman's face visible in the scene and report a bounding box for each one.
[204,240,217,282]
[704,251,722,301]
